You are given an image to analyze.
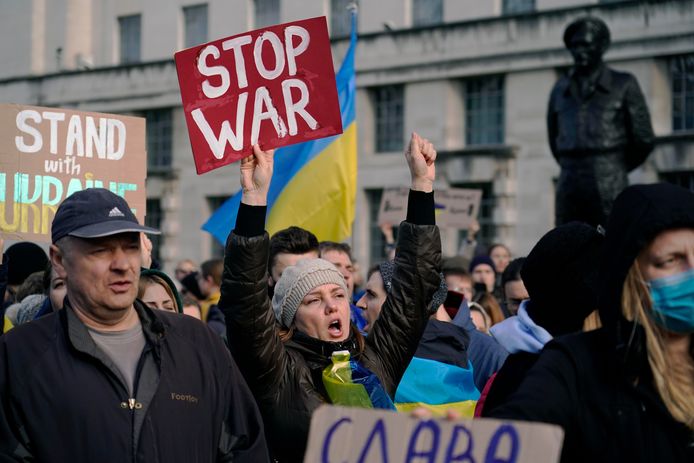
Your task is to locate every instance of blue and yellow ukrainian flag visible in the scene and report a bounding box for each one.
[203,14,358,243]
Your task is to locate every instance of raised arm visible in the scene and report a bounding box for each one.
[367,133,442,392]
[219,146,290,402]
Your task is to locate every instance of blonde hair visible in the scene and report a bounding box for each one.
[622,263,694,429]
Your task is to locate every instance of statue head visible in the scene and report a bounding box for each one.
[563,17,611,72]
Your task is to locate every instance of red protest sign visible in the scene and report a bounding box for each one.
[175,16,343,174]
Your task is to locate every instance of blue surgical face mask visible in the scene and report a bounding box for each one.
[648,268,694,334]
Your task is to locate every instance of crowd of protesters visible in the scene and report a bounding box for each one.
[0,131,692,463]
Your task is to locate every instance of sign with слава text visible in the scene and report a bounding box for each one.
[305,405,564,463]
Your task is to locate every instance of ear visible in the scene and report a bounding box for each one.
[50,244,68,280]
[267,274,275,287]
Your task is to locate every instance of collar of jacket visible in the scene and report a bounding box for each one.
[290,328,360,361]
[565,64,611,95]
[61,298,166,360]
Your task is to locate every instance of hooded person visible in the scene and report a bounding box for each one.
[1,242,49,330]
[480,222,604,415]
[138,269,184,314]
[489,183,694,463]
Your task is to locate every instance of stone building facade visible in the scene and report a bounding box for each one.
[1,0,692,273]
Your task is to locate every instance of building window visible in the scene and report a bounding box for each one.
[207,196,230,257]
[146,199,163,263]
[254,0,279,28]
[142,109,173,171]
[331,0,355,38]
[454,182,496,250]
[118,14,141,64]
[465,75,505,145]
[412,0,442,27]
[183,4,208,48]
[371,85,404,153]
[366,189,399,267]
[672,55,694,132]
[502,0,535,15]
[661,171,694,192]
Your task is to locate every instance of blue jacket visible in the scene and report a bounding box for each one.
[452,301,508,391]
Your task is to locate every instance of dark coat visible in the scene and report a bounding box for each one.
[547,66,654,226]
[480,351,538,416]
[221,221,441,462]
[490,329,693,463]
[0,300,269,462]
[490,184,694,463]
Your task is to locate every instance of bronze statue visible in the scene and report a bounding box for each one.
[547,17,654,226]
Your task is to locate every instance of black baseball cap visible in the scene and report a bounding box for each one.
[51,188,160,243]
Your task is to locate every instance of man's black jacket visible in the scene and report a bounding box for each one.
[0,300,269,462]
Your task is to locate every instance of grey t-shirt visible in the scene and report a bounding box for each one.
[88,322,146,395]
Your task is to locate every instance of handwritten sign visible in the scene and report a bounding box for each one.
[436,189,483,228]
[378,187,410,226]
[304,405,564,463]
[0,104,147,243]
[175,16,343,174]
[378,188,482,228]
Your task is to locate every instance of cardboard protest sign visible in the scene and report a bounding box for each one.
[175,16,343,174]
[304,405,564,463]
[377,187,409,226]
[0,104,147,243]
[436,188,483,229]
[378,187,482,228]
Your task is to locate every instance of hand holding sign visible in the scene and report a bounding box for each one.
[240,145,274,206]
[406,132,436,193]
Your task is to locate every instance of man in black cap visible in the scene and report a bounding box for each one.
[0,188,269,462]
[548,16,654,227]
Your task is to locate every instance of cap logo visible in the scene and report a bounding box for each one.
[108,207,125,218]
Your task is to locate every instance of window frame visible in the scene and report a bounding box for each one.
[371,84,405,153]
[412,0,443,27]
[254,0,280,28]
[118,14,142,64]
[183,4,209,48]
[465,75,505,146]
[141,108,174,172]
[671,54,694,133]
[501,0,536,15]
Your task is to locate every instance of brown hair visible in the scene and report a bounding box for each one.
[138,274,180,313]
[200,259,223,286]
[473,292,505,326]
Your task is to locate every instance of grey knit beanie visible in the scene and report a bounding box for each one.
[271,258,348,328]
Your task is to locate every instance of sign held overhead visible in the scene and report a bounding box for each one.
[175,16,343,174]
[378,187,483,229]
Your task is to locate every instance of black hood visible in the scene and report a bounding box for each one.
[598,183,694,347]
[521,221,604,336]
